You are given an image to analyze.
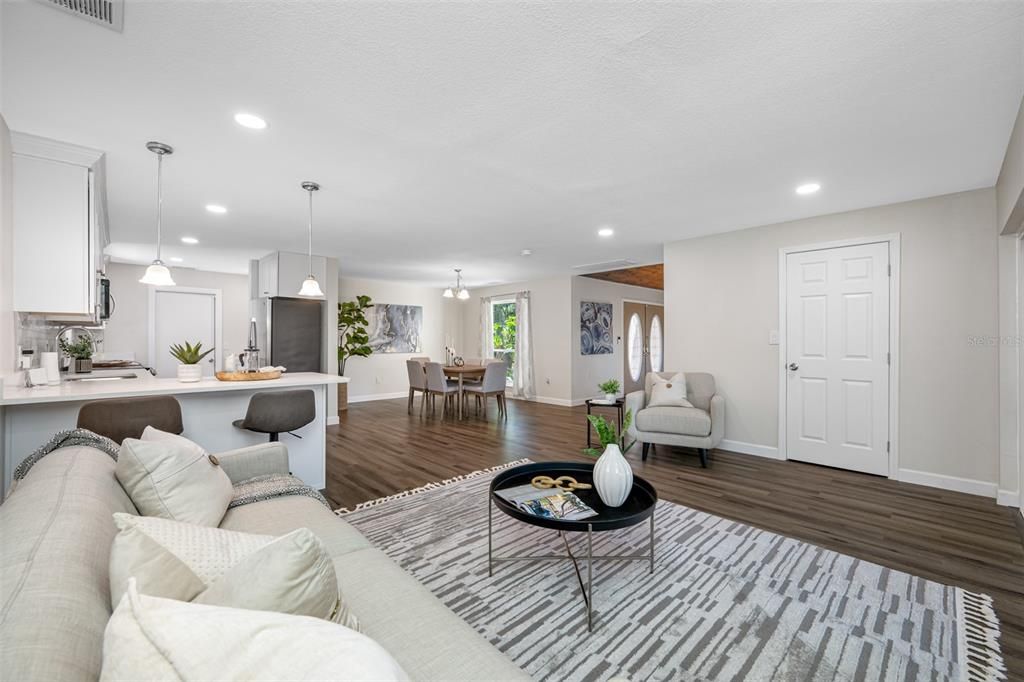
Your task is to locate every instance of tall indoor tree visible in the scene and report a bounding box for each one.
[337,295,374,375]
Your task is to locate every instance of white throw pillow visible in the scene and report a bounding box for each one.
[648,373,692,408]
[109,513,360,631]
[101,579,409,682]
[115,426,233,527]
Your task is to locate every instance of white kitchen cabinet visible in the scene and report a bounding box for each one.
[258,251,327,298]
[11,134,105,317]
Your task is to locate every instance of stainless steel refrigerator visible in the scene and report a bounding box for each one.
[253,297,323,372]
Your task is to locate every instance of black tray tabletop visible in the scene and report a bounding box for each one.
[490,461,657,532]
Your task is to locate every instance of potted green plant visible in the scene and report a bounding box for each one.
[59,335,94,374]
[169,341,215,383]
[598,378,621,402]
[337,295,374,411]
[583,411,636,507]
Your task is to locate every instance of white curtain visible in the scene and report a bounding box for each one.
[512,291,535,399]
[479,296,494,360]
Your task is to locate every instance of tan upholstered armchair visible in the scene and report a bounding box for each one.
[625,372,724,468]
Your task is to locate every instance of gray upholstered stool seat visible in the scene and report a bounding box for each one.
[77,395,184,444]
[232,389,315,442]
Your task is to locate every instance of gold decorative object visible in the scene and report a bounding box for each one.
[531,475,593,492]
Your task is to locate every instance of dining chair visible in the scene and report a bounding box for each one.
[406,359,428,414]
[424,362,459,417]
[411,356,430,363]
[462,361,508,420]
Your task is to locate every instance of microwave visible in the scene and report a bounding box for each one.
[98,275,112,320]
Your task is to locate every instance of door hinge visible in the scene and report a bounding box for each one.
[886,441,890,453]
[887,352,891,366]
[887,264,892,277]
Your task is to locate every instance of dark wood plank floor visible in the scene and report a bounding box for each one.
[326,397,1024,678]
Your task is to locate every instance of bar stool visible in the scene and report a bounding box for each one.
[233,390,315,442]
[77,396,184,444]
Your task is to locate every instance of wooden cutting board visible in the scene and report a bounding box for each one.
[214,370,282,381]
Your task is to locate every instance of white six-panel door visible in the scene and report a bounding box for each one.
[785,242,890,475]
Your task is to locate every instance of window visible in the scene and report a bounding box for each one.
[627,312,643,381]
[649,314,663,372]
[491,299,516,385]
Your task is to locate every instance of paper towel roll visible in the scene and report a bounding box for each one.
[41,352,60,385]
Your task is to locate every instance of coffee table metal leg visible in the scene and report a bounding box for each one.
[649,511,655,574]
[487,499,493,577]
[587,523,593,632]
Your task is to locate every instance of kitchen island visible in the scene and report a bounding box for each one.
[0,372,347,495]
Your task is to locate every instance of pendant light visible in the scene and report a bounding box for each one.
[443,269,470,300]
[297,181,324,297]
[139,141,176,286]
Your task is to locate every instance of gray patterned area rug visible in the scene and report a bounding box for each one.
[337,461,1005,682]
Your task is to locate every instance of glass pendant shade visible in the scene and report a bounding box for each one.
[456,287,470,300]
[139,261,175,286]
[299,275,324,297]
[442,287,454,298]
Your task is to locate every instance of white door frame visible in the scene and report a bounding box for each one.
[1018,231,1023,517]
[148,286,224,372]
[777,233,902,478]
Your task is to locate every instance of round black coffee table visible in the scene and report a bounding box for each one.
[488,461,658,631]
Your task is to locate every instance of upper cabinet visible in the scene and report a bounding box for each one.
[11,133,107,318]
[258,251,327,299]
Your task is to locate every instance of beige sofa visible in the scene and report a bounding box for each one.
[625,371,724,468]
[0,444,528,681]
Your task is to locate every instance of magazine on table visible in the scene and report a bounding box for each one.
[495,484,597,520]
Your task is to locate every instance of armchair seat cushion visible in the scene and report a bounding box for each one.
[635,406,712,437]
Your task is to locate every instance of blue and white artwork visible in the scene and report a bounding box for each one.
[580,302,613,355]
[367,304,423,353]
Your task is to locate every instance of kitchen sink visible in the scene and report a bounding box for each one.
[62,373,139,382]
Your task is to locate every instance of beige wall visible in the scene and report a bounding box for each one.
[460,276,574,404]
[996,96,1024,235]
[0,114,13,377]
[664,188,1000,485]
[338,276,459,400]
[571,276,663,401]
[103,263,251,367]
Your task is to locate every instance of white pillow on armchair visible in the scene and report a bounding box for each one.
[648,373,692,408]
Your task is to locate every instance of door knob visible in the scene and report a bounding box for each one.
[788,362,799,371]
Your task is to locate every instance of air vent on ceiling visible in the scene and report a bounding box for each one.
[34,0,124,31]
[571,259,637,271]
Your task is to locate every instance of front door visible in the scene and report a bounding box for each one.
[785,242,890,475]
[623,302,665,395]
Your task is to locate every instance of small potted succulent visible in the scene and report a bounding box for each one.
[59,335,94,373]
[169,341,214,383]
[598,378,620,403]
[583,411,636,507]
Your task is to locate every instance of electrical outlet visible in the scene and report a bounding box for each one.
[375,376,383,385]
[768,330,780,346]
[545,377,551,385]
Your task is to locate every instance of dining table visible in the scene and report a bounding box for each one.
[442,364,486,419]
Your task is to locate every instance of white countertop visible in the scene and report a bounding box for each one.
[0,372,348,406]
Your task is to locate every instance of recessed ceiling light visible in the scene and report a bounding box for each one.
[169,257,183,263]
[205,204,227,214]
[234,112,267,130]
[795,182,821,195]
[520,249,532,257]
[181,236,199,245]
[598,227,615,237]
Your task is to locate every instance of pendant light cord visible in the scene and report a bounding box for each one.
[307,188,313,275]
[155,152,163,263]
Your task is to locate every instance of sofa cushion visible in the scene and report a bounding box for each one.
[101,580,408,682]
[636,405,712,437]
[116,426,233,527]
[0,447,137,682]
[333,547,529,681]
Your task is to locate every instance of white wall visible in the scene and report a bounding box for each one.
[996,96,1024,235]
[0,114,13,376]
[460,277,574,404]
[664,188,1000,488]
[338,276,459,400]
[571,276,663,401]
[103,263,251,366]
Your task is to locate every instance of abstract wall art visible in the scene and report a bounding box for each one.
[580,301,613,355]
[366,303,423,353]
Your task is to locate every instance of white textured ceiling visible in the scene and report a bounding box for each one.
[2,1,1023,282]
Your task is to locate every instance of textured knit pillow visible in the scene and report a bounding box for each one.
[115,426,233,527]
[108,513,359,631]
[648,373,692,408]
[101,580,408,682]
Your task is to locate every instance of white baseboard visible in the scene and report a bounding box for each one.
[997,488,1020,507]
[326,416,339,426]
[718,439,782,460]
[897,468,998,499]
[348,391,408,404]
[530,395,582,407]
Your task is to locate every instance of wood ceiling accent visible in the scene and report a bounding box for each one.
[582,263,663,290]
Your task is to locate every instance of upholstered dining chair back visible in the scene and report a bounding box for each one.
[485,357,506,365]
[424,362,451,392]
[407,359,426,390]
[481,362,507,392]
[411,356,430,364]
[77,395,184,445]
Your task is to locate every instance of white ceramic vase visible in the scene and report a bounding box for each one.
[593,443,633,507]
[604,392,616,402]
[177,364,202,383]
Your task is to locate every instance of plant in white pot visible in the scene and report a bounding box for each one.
[583,410,636,507]
[597,378,620,403]
[169,341,214,383]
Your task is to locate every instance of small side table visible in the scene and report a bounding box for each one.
[585,398,625,448]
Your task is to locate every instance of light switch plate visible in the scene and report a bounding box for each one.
[768,330,780,345]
